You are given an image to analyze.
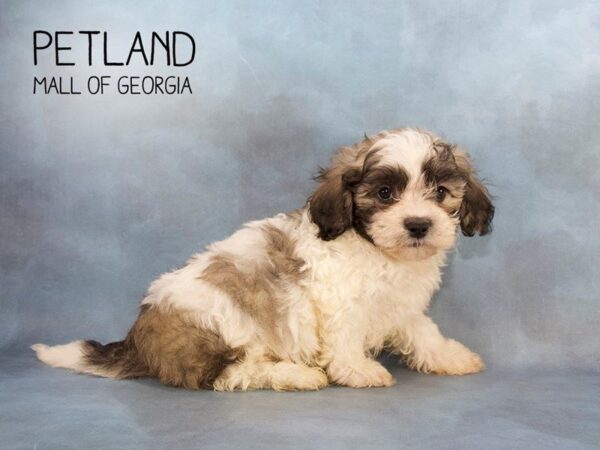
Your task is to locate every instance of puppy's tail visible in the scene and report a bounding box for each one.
[31,338,148,379]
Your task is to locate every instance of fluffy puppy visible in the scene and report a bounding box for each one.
[32,127,494,391]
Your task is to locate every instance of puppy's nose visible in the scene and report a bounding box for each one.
[404,217,432,239]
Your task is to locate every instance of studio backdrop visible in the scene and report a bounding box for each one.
[2,1,598,370]
[1,2,599,379]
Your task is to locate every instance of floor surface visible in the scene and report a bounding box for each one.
[1,351,598,449]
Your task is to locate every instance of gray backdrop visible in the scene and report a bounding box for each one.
[1,1,599,449]
[2,0,598,369]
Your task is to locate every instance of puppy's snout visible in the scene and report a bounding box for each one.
[404,217,432,239]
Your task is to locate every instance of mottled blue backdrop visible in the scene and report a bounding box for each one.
[1,1,599,449]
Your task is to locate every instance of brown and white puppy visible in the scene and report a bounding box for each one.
[32,127,494,391]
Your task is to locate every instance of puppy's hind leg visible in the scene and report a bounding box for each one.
[213,358,328,392]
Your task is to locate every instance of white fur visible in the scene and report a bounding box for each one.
[373,129,434,179]
[31,341,117,378]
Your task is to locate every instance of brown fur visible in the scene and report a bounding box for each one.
[422,142,467,214]
[84,304,240,389]
[83,337,147,379]
[352,152,410,242]
[308,142,368,240]
[308,131,394,241]
[201,224,306,352]
[420,141,494,235]
[452,150,495,236]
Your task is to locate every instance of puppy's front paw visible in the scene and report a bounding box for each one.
[328,359,395,388]
[425,340,485,375]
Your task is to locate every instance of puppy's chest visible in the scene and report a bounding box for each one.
[359,262,439,314]
[307,251,441,314]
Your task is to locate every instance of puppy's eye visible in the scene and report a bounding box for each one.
[436,186,448,202]
[377,186,392,201]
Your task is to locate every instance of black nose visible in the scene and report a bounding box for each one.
[404,217,432,239]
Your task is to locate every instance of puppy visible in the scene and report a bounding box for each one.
[32,127,494,391]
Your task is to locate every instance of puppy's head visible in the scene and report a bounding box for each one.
[309,128,494,260]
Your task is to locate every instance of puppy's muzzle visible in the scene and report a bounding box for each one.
[404,217,432,239]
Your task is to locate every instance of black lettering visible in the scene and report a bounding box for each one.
[79,31,100,65]
[55,31,75,66]
[151,32,170,65]
[33,76,46,93]
[33,31,52,65]
[173,31,195,66]
[126,32,149,66]
[103,32,124,66]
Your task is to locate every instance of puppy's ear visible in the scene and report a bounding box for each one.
[309,147,362,241]
[453,150,495,236]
